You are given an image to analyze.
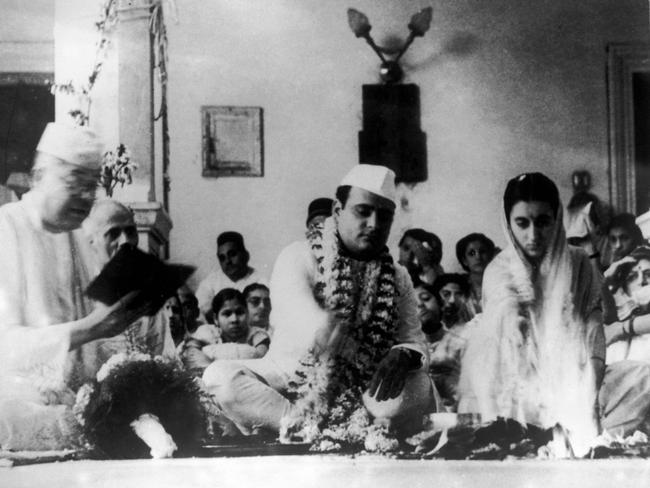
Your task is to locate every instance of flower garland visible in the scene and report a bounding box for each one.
[280,218,401,452]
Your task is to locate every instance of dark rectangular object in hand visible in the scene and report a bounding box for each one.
[85,245,195,312]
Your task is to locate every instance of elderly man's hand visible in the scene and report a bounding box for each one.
[367,348,421,401]
[90,290,158,339]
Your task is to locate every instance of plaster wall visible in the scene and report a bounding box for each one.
[0,0,54,72]
[49,0,650,283]
[165,0,649,284]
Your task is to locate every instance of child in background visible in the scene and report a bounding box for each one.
[180,289,270,372]
[414,278,473,411]
[194,288,270,362]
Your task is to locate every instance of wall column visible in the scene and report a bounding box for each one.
[116,0,171,257]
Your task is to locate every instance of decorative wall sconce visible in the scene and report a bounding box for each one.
[347,7,433,84]
[571,170,592,193]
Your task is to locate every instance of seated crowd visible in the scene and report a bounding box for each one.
[3,122,650,454]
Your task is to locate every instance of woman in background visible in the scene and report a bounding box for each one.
[455,233,497,317]
[398,228,444,286]
[604,245,650,364]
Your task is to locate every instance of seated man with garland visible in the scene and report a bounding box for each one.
[202,164,440,450]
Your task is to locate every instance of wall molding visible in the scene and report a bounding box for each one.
[0,72,53,86]
[607,42,650,214]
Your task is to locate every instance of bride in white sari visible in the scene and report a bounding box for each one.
[457,173,650,454]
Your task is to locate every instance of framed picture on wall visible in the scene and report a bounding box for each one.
[201,106,264,177]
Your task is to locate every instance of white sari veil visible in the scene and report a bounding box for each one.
[458,191,602,453]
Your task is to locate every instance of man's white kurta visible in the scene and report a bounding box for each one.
[262,240,428,381]
[0,193,177,449]
[0,192,177,388]
[0,193,95,392]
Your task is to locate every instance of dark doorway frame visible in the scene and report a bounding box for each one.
[607,43,650,214]
[0,71,54,184]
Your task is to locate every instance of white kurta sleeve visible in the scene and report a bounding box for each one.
[391,265,428,369]
[266,241,330,372]
[195,275,216,316]
[201,343,260,360]
[0,209,70,390]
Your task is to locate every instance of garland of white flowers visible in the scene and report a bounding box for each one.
[280,218,401,452]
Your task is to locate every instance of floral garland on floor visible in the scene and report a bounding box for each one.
[280,218,402,453]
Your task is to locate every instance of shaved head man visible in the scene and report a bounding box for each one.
[84,199,139,267]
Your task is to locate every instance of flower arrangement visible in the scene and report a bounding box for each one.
[100,143,138,197]
[73,352,211,459]
[279,218,401,453]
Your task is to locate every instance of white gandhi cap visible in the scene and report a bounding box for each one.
[36,122,104,170]
[339,164,396,205]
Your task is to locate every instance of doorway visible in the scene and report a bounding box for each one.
[608,43,650,215]
[0,72,54,186]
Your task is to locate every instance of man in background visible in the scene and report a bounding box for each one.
[195,231,267,318]
[243,283,271,331]
[305,197,333,236]
[608,213,645,263]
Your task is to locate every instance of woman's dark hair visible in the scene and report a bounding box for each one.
[412,278,443,308]
[607,245,650,294]
[432,273,471,298]
[398,228,443,265]
[455,233,496,271]
[242,283,269,300]
[211,288,246,315]
[629,245,650,262]
[503,173,560,219]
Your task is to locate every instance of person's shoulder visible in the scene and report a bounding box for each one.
[283,240,311,254]
[482,247,510,280]
[393,260,413,290]
[270,241,314,288]
[0,199,27,222]
[0,200,32,246]
[198,266,223,286]
[275,241,312,264]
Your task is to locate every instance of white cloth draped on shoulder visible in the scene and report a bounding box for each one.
[458,200,603,453]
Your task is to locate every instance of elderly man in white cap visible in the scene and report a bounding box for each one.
[0,123,156,450]
[203,164,439,440]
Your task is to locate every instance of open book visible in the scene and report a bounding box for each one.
[86,244,195,313]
